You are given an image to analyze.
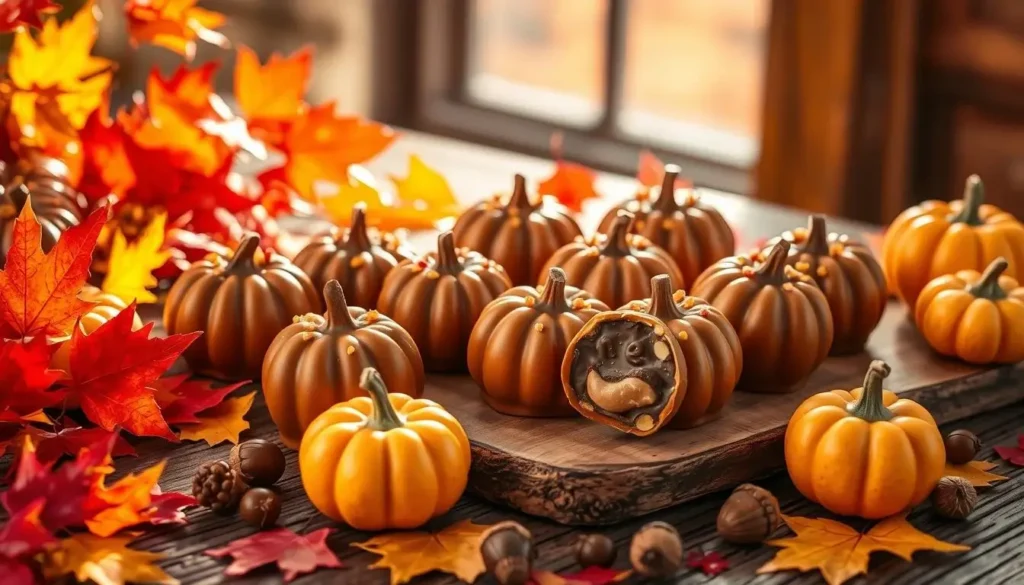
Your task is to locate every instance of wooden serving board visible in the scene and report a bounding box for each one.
[423,302,1024,526]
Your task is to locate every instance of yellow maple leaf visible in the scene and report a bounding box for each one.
[758,513,969,585]
[943,460,1009,488]
[8,1,114,134]
[44,533,178,585]
[177,392,254,446]
[101,213,171,305]
[84,460,166,537]
[352,519,490,585]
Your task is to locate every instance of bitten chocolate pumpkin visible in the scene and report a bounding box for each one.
[598,166,733,286]
[915,257,1024,364]
[378,231,511,372]
[293,205,415,309]
[882,174,1024,306]
[468,267,609,417]
[785,360,945,519]
[51,286,144,373]
[562,309,686,436]
[164,233,319,380]
[767,215,887,355]
[0,154,85,268]
[453,174,583,285]
[541,210,684,308]
[263,280,425,448]
[621,275,741,427]
[690,240,833,393]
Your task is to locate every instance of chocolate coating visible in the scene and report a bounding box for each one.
[230,439,286,487]
[944,429,981,465]
[0,154,84,269]
[239,488,281,529]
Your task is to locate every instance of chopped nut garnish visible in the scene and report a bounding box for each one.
[364,310,381,323]
[425,269,440,279]
[524,296,536,307]
[571,298,590,310]
[346,345,356,355]
[678,331,689,341]
[795,261,810,272]
[534,322,545,332]
[349,255,366,268]
[817,265,829,277]
[672,290,686,303]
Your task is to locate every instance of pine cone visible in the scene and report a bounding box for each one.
[192,460,247,513]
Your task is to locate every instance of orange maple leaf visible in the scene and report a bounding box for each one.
[234,45,312,132]
[537,160,599,213]
[84,460,166,537]
[0,203,106,339]
[636,149,691,190]
[176,392,255,446]
[148,62,219,121]
[943,460,1009,487]
[352,520,490,585]
[758,514,969,585]
[125,0,228,59]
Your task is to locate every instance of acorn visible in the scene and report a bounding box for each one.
[931,476,977,520]
[944,430,981,465]
[575,533,616,568]
[229,439,286,487]
[480,521,534,585]
[716,483,782,544]
[629,521,683,578]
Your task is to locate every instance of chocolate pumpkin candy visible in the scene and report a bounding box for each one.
[293,205,415,310]
[598,166,733,286]
[914,257,1024,364]
[541,211,684,308]
[299,368,471,530]
[881,175,1024,306]
[690,240,833,393]
[468,267,609,417]
[163,233,319,380]
[378,231,511,372]
[453,174,583,286]
[620,275,741,428]
[263,280,425,448]
[785,360,945,519]
[51,286,144,373]
[767,215,887,355]
[0,154,84,268]
[562,309,687,436]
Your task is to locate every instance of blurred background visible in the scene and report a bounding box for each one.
[48,0,1024,224]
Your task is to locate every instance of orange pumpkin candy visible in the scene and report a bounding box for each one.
[914,257,1024,364]
[881,174,1024,306]
[785,360,945,519]
[299,368,471,530]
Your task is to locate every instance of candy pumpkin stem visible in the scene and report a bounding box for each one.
[323,280,359,330]
[950,174,985,226]
[226,233,261,272]
[343,204,372,249]
[653,164,682,213]
[600,211,634,256]
[967,257,1009,300]
[647,274,683,320]
[538,267,569,310]
[802,215,830,256]
[359,368,404,431]
[435,231,461,273]
[754,239,791,282]
[507,174,532,209]
[848,360,894,422]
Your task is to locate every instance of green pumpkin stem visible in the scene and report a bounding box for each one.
[653,164,682,213]
[802,215,830,256]
[848,360,894,422]
[226,233,261,272]
[950,175,985,226]
[755,239,791,282]
[647,274,683,320]
[600,211,634,256]
[967,257,1009,300]
[360,368,404,431]
[323,280,359,330]
[507,174,532,209]
[538,267,569,310]
[435,231,462,273]
[343,204,373,249]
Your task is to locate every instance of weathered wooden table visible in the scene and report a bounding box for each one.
[76,135,1024,583]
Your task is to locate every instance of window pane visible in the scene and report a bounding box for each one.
[467,0,607,126]
[621,0,770,167]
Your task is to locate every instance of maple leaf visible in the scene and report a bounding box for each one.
[176,392,254,445]
[147,489,197,525]
[17,420,135,466]
[943,460,1010,487]
[79,98,135,203]
[0,498,53,585]
[66,302,200,439]
[530,567,631,584]
[686,550,729,577]
[994,435,1024,466]
[153,375,247,425]
[758,514,969,585]
[83,459,167,537]
[234,45,312,128]
[44,533,178,585]
[0,337,64,414]
[537,160,599,213]
[101,212,171,304]
[0,202,106,339]
[125,0,227,59]
[149,62,219,122]
[636,149,690,190]
[0,0,60,31]
[206,527,343,582]
[352,519,490,585]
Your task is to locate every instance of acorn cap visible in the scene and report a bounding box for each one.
[716,483,781,544]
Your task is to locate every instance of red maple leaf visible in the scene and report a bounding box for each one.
[78,97,136,204]
[65,303,200,439]
[153,375,247,425]
[17,420,135,466]
[686,550,729,577]
[0,499,54,585]
[536,132,600,213]
[206,528,343,582]
[147,488,198,525]
[0,0,59,31]
[0,203,106,339]
[995,435,1024,467]
[0,337,64,415]
[149,62,220,121]
[636,149,691,190]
